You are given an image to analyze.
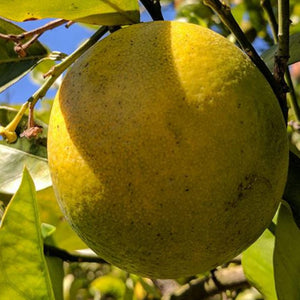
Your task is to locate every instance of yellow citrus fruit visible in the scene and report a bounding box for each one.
[48,21,288,278]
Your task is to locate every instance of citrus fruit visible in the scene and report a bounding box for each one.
[47,21,288,278]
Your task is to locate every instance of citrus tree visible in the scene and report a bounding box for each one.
[0,0,299,299]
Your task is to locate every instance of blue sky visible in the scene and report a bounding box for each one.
[0,4,176,105]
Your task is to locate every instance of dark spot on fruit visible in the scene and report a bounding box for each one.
[185,188,190,192]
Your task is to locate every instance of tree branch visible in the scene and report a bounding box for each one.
[273,0,290,119]
[167,266,249,300]
[44,244,108,264]
[140,0,164,21]
[0,18,68,43]
[261,0,278,41]
[261,0,299,121]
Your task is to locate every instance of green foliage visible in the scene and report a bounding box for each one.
[274,203,300,300]
[0,168,55,300]
[242,229,277,300]
[261,32,300,70]
[283,151,300,228]
[0,144,51,194]
[0,0,140,25]
[37,187,87,250]
[0,18,48,92]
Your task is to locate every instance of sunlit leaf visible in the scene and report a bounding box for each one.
[45,256,64,300]
[283,151,300,228]
[274,203,300,300]
[30,58,55,86]
[242,229,278,300]
[0,168,55,300]
[37,187,87,250]
[0,0,140,25]
[0,144,51,194]
[0,18,48,93]
[41,222,56,239]
[261,32,300,70]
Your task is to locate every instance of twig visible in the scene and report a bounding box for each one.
[167,266,249,300]
[0,26,109,142]
[0,18,68,43]
[203,0,288,121]
[44,244,108,264]
[14,33,42,57]
[273,0,290,119]
[261,0,278,41]
[140,0,164,20]
[261,0,299,121]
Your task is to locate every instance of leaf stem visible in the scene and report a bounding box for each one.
[140,0,164,21]
[203,0,288,121]
[44,244,108,264]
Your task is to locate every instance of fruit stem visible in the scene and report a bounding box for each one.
[0,102,29,143]
[140,0,164,21]
[203,0,288,122]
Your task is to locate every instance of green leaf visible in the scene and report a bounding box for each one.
[261,32,300,70]
[0,144,51,194]
[283,151,300,229]
[242,229,278,300]
[41,223,56,239]
[0,0,140,26]
[0,106,48,158]
[45,256,64,300]
[37,187,87,250]
[0,18,48,93]
[274,203,300,300]
[30,58,56,86]
[0,168,55,300]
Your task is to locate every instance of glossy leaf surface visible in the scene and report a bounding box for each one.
[0,168,55,300]
[274,203,300,300]
[0,18,48,92]
[0,0,140,25]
